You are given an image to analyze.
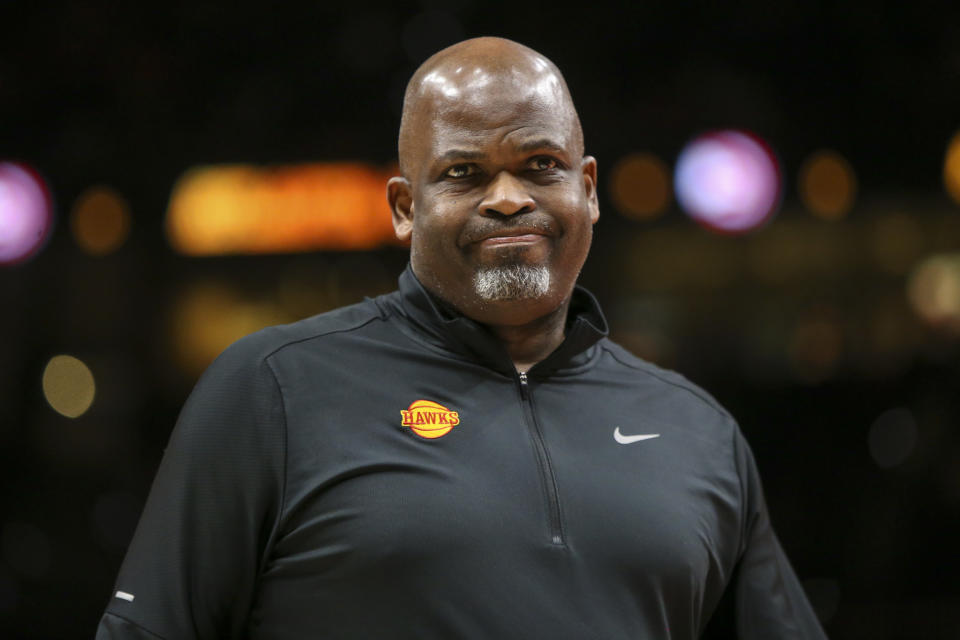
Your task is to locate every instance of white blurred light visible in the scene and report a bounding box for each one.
[868,407,918,469]
[0,162,53,265]
[907,253,960,331]
[674,130,781,233]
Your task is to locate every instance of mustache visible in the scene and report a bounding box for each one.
[459,216,558,246]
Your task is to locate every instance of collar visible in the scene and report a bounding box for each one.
[391,264,608,377]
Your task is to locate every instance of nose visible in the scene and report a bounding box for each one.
[478,171,535,216]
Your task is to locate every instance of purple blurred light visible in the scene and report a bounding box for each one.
[674,130,781,234]
[0,162,53,265]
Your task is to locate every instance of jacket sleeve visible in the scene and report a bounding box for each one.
[95,336,286,639]
[731,428,828,639]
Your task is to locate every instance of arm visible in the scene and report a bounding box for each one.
[96,336,286,639]
[731,428,828,639]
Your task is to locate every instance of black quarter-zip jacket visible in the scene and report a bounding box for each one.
[97,266,826,639]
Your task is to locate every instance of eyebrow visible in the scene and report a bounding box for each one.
[515,138,568,155]
[435,139,568,166]
[436,149,486,165]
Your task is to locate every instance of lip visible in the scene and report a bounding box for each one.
[469,225,554,247]
[479,232,548,246]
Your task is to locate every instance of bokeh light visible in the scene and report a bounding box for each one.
[868,407,918,469]
[0,162,53,265]
[609,152,671,220]
[674,130,781,234]
[907,252,960,332]
[943,130,960,205]
[166,163,398,256]
[42,355,96,418]
[169,282,291,376]
[70,185,131,255]
[798,150,857,220]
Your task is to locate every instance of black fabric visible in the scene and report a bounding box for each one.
[96,266,826,639]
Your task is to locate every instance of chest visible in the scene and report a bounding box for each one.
[267,369,742,585]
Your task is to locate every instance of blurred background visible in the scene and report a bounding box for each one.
[2,1,959,637]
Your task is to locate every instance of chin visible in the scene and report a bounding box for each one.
[472,263,552,302]
[470,290,568,328]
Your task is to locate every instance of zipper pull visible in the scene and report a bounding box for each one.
[518,371,529,398]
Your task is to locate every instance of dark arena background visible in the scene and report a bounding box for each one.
[3,2,960,637]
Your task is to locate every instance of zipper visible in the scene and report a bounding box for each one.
[517,371,565,546]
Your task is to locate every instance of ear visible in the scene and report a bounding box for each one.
[581,156,600,224]
[387,176,414,244]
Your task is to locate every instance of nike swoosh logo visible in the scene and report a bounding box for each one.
[614,427,660,444]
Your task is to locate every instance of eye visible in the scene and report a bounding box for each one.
[529,156,558,171]
[444,164,478,179]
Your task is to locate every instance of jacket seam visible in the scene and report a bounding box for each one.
[603,345,731,421]
[261,357,289,575]
[257,312,385,569]
[263,314,385,362]
[101,611,168,640]
[542,343,604,377]
[730,421,748,562]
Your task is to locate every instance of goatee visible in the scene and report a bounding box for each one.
[472,264,551,301]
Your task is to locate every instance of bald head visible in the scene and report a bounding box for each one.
[386,36,599,331]
[398,37,584,179]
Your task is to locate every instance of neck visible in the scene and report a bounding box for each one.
[486,300,570,373]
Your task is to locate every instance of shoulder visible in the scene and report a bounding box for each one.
[175,297,395,438]
[596,338,733,424]
[191,296,393,398]
[218,296,390,366]
[592,338,743,482]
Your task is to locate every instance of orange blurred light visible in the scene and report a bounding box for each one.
[169,282,292,376]
[165,164,400,255]
[798,150,857,220]
[70,186,132,255]
[944,131,960,205]
[609,153,671,221]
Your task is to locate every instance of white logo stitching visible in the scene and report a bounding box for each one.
[614,427,660,444]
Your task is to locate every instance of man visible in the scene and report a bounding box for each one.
[97,38,826,638]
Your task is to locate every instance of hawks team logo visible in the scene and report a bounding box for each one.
[400,399,460,439]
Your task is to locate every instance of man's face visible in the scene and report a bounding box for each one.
[390,69,599,326]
